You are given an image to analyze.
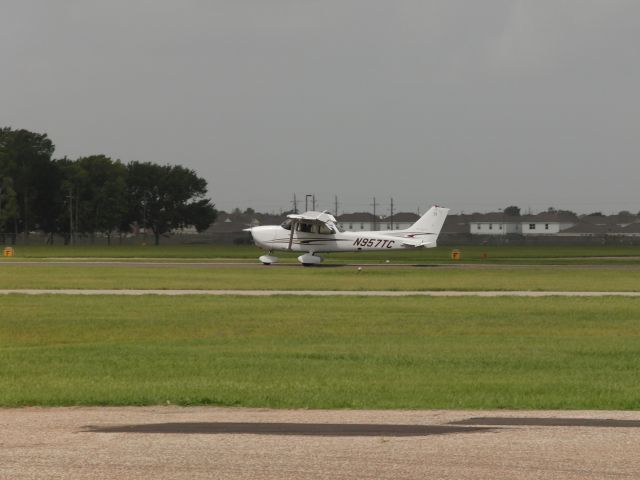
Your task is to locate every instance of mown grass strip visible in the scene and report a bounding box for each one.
[1,295,640,409]
[4,244,640,264]
[0,264,640,291]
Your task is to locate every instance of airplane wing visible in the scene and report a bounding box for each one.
[287,211,337,224]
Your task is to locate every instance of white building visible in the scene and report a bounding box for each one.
[470,213,577,236]
[519,213,577,235]
[336,213,377,231]
[379,212,420,231]
[336,212,420,231]
[469,214,522,235]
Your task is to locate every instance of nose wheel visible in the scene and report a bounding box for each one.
[297,253,324,266]
[259,253,279,265]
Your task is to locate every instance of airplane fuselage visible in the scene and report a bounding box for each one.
[251,226,435,253]
[247,206,449,264]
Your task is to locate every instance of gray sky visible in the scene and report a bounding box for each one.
[2,1,639,215]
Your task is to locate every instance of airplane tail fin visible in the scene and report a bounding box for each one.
[402,206,449,247]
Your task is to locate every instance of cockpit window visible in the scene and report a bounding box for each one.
[318,224,333,234]
[297,222,315,233]
[283,219,340,234]
[281,219,292,230]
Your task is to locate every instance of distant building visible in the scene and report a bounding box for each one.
[336,212,420,231]
[441,214,472,234]
[469,212,578,236]
[469,213,522,235]
[519,212,577,235]
[378,212,420,231]
[336,212,377,231]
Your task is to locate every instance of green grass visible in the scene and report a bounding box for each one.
[3,244,640,264]
[1,264,640,291]
[2,244,259,260]
[1,295,640,409]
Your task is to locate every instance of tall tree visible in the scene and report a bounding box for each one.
[127,162,217,245]
[0,127,56,238]
[75,155,128,243]
[0,177,17,241]
[55,157,83,244]
[503,206,521,216]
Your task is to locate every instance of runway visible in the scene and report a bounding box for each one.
[3,259,640,270]
[1,288,640,296]
[2,407,639,479]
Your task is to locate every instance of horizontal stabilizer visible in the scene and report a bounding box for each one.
[401,239,435,248]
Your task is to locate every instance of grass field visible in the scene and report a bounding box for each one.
[2,295,640,409]
[1,264,640,291]
[2,245,639,410]
[3,244,640,264]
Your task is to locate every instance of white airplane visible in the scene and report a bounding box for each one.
[246,205,449,265]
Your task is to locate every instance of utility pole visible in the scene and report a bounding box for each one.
[390,197,394,230]
[67,188,74,245]
[371,197,378,231]
[334,195,339,216]
[292,193,298,214]
[305,194,313,212]
[312,194,316,211]
[75,193,79,244]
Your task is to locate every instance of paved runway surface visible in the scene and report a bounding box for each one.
[3,260,640,269]
[2,407,640,479]
[1,288,640,296]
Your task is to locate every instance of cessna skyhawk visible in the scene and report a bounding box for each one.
[246,205,449,265]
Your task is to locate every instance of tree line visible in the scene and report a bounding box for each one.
[0,127,217,245]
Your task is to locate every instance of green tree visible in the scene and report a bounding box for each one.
[503,206,520,216]
[127,162,217,245]
[55,157,83,244]
[75,155,128,244]
[0,127,56,238]
[617,210,635,222]
[0,177,18,240]
[33,159,65,243]
[55,156,130,244]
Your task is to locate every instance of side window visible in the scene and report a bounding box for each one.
[529,224,535,230]
[319,224,332,234]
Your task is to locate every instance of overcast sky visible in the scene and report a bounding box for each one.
[2,1,639,214]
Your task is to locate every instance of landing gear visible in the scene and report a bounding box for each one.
[258,252,324,266]
[297,253,324,266]
[259,253,279,265]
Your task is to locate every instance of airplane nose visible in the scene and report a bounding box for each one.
[248,226,276,247]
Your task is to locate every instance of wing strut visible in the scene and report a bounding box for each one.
[288,220,297,251]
